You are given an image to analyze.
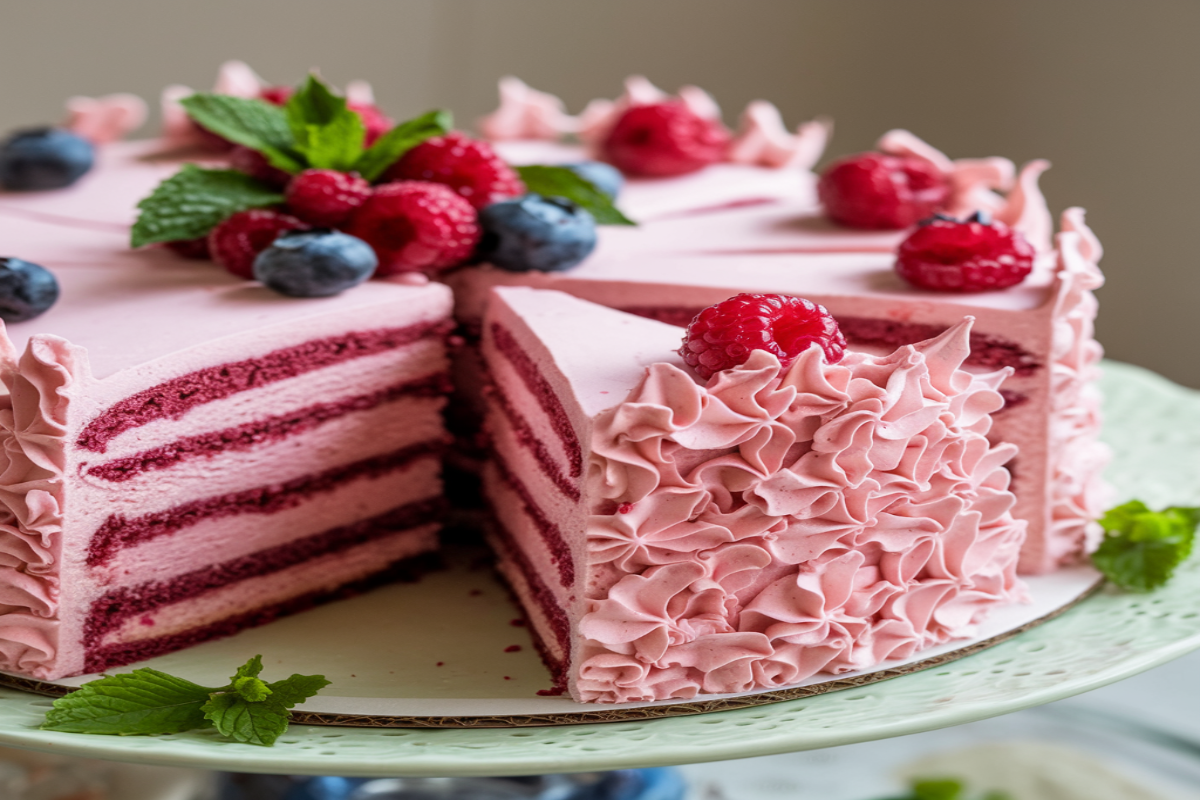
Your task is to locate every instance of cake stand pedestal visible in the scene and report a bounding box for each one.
[0,361,1193,776]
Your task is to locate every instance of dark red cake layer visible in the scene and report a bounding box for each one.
[84,549,442,676]
[77,320,453,453]
[84,498,445,654]
[492,452,575,588]
[85,372,452,483]
[86,440,445,567]
[485,514,570,690]
[484,380,581,502]
[489,323,583,479]
[620,306,1042,375]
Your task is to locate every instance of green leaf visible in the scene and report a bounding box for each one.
[515,165,636,226]
[230,654,264,683]
[201,693,289,747]
[353,109,453,182]
[233,676,272,702]
[131,165,284,248]
[179,94,302,173]
[265,673,331,708]
[1092,500,1199,591]
[285,74,365,172]
[42,668,217,736]
[912,779,964,800]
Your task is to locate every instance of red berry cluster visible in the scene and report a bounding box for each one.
[171,129,525,280]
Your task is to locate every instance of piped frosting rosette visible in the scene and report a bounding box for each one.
[577,319,1027,703]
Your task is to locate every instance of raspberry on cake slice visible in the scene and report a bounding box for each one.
[480,286,1026,703]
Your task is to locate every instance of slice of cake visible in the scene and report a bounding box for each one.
[480,286,1026,703]
[0,215,453,680]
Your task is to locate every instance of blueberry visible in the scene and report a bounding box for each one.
[478,195,597,273]
[563,161,624,199]
[0,258,60,322]
[252,230,377,297]
[0,128,95,191]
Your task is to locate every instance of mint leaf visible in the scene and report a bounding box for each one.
[230,654,264,683]
[912,779,964,800]
[354,109,452,182]
[131,165,284,248]
[201,693,289,747]
[285,74,365,172]
[179,94,302,173]
[202,667,328,747]
[1092,500,1199,591]
[42,668,216,736]
[515,165,636,226]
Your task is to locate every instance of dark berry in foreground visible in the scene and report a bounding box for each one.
[165,237,212,260]
[818,152,949,230]
[285,169,371,227]
[896,214,1036,292]
[478,195,597,273]
[603,102,730,177]
[253,230,378,297]
[563,161,624,199]
[0,128,95,191]
[680,293,845,380]
[208,209,309,279]
[385,132,524,210]
[343,181,480,275]
[0,258,59,322]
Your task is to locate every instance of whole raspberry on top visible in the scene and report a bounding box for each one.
[342,181,480,275]
[680,293,846,380]
[285,169,371,227]
[258,86,293,106]
[348,101,393,146]
[383,132,524,210]
[602,101,730,177]
[208,209,309,279]
[818,152,949,229]
[895,212,1036,292]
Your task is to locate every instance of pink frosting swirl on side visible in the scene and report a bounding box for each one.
[479,77,579,141]
[0,332,81,678]
[576,320,1026,703]
[727,101,831,170]
[64,94,148,144]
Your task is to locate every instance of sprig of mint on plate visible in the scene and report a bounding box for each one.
[131,74,451,248]
[1091,500,1199,592]
[876,778,1011,800]
[42,655,328,746]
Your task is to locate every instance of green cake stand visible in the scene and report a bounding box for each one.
[0,361,1195,777]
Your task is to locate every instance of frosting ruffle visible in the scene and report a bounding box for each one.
[577,321,1026,703]
[0,331,81,678]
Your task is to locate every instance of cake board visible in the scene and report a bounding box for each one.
[0,360,1191,775]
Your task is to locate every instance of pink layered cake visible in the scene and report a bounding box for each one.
[481,286,1027,702]
[0,168,453,680]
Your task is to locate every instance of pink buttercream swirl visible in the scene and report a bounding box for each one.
[577,321,1026,703]
[878,130,1053,251]
[0,331,82,678]
[727,102,831,170]
[63,94,148,144]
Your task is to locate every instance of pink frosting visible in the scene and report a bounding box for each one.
[878,130,1053,251]
[63,94,148,144]
[576,320,1026,703]
[1032,207,1110,571]
[727,101,831,170]
[0,331,83,677]
[479,77,579,141]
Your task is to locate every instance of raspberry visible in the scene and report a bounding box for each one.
[680,293,846,380]
[348,101,393,145]
[895,213,1036,292]
[342,181,480,275]
[229,145,291,189]
[164,237,211,260]
[258,86,293,106]
[384,132,524,210]
[208,209,308,279]
[818,152,950,229]
[602,101,730,177]
[285,169,371,227]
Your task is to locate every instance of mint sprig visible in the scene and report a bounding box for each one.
[516,165,636,226]
[42,655,328,747]
[1092,500,1199,592]
[354,109,452,182]
[179,94,303,173]
[285,75,366,173]
[131,165,284,248]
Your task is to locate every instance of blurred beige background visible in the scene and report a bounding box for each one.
[0,0,1196,386]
